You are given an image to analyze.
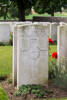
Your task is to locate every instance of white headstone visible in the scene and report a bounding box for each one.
[0,23,10,42]
[13,22,33,86]
[13,23,50,88]
[58,23,67,68]
[50,23,59,41]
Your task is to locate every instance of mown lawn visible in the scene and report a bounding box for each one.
[0,85,9,100]
[26,12,67,20]
[0,46,67,100]
[0,12,67,20]
[0,46,12,77]
[0,45,57,78]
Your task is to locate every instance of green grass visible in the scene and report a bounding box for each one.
[26,12,67,20]
[0,85,9,100]
[0,45,57,78]
[0,46,67,100]
[26,13,50,19]
[0,12,67,20]
[0,46,12,77]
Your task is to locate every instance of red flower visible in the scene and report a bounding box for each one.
[52,52,58,59]
[49,38,54,44]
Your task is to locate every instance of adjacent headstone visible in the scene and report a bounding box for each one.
[13,22,33,86]
[10,22,32,34]
[50,23,59,41]
[13,22,50,88]
[0,23,10,42]
[58,23,67,68]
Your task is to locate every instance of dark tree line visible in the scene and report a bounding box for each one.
[0,0,67,21]
[10,0,35,21]
[34,0,67,16]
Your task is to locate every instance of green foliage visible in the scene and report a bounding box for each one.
[55,58,67,89]
[15,91,21,96]
[0,0,11,20]
[8,2,18,18]
[49,60,58,79]
[49,44,67,89]
[34,0,67,16]
[25,9,31,16]
[0,42,9,46]
[0,0,35,20]
[10,0,35,20]
[49,44,57,79]
[10,0,35,9]
[7,78,12,83]
[34,0,49,14]
[0,85,9,100]
[9,34,13,46]
[0,0,67,20]
[15,85,53,98]
[34,91,45,97]
[45,89,53,94]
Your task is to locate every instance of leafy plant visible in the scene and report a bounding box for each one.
[49,60,58,79]
[15,85,53,98]
[49,42,57,79]
[55,58,67,89]
[7,79,12,83]
[35,91,46,98]
[0,42,9,46]
[15,91,21,96]
[45,89,53,94]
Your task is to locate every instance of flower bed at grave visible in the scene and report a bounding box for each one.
[49,38,57,79]
[49,38,57,59]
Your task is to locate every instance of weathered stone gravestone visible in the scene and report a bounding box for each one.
[50,23,59,41]
[10,22,32,34]
[13,22,50,88]
[58,23,67,68]
[0,23,10,42]
[13,22,32,86]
